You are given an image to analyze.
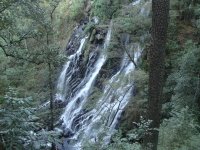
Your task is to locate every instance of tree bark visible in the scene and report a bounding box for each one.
[144,0,170,149]
[48,62,54,131]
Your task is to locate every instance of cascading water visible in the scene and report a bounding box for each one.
[38,37,87,110]
[71,44,142,149]
[55,0,150,149]
[56,38,87,102]
[58,22,112,136]
[61,50,107,129]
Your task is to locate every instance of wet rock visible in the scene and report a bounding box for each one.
[54,100,68,108]
[71,110,88,131]
[94,30,106,44]
[65,18,89,55]
[132,87,137,96]
[76,97,82,106]
[63,128,74,138]
[80,17,89,25]
[96,33,104,41]
[91,16,99,24]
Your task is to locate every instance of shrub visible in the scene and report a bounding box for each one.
[69,0,87,21]
[159,107,200,150]
[91,0,122,22]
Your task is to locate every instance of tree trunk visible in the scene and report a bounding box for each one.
[48,62,54,131]
[144,0,170,149]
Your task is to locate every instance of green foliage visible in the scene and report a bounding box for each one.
[126,116,152,143]
[160,9,200,149]
[0,51,9,95]
[0,0,200,149]
[115,16,150,36]
[83,116,152,150]
[106,0,151,63]
[166,40,200,109]
[0,87,38,149]
[113,0,151,35]
[84,22,96,34]
[69,0,87,21]
[92,0,122,22]
[0,1,67,148]
[133,70,148,96]
[159,107,200,150]
[83,42,92,63]
[30,129,61,150]
[0,88,61,149]
[170,0,200,22]
[120,69,148,127]
[0,0,67,103]
[107,131,141,150]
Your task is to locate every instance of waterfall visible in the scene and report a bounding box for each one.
[59,22,112,133]
[55,38,87,102]
[54,0,150,149]
[72,44,142,149]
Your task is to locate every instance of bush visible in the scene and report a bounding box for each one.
[159,107,200,150]
[91,0,122,22]
[166,40,200,109]
[69,0,87,21]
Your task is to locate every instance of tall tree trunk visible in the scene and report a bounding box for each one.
[48,62,54,131]
[144,0,170,149]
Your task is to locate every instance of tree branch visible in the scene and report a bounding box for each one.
[0,0,21,14]
[0,44,43,65]
[0,31,45,65]
[122,46,138,68]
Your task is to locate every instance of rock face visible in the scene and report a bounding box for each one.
[54,100,68,108]
[89,28,107,44]
[65,18,88,56]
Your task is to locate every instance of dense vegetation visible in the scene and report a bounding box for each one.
[0,0,200,150]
